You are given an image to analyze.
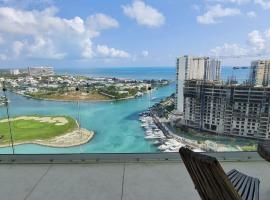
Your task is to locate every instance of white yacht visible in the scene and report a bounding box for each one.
[145,134,165,140]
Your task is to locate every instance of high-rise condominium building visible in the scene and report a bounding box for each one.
[175,55,221,113]
[250,60,270,87]
[9,69,20,75]
[183,80,270,140]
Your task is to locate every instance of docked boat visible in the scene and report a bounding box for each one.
[158,144,169,151]
[144,134,165,140]
[153,140,164,146]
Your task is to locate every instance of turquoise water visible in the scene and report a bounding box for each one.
[0,84,175,154]
[0,66,252,154]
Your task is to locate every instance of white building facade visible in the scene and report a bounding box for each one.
[9,69,20,75]
[175,55,220,113]
[183,80,270,140]
[250,60,270,87]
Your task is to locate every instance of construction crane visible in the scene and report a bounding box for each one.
[211,53,269,84]
[228,66,250,85]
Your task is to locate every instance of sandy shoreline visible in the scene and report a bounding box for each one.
[0,128,94,148]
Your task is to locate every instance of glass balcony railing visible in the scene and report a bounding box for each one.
[1,1,270,199]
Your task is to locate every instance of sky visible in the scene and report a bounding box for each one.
[0,0,269,68]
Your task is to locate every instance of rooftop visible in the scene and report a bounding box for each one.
[1,152,270,200]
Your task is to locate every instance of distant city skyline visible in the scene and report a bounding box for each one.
[0,0,269,68]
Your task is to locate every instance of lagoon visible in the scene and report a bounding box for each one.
[0,83,175,154]
[0,66,253,154]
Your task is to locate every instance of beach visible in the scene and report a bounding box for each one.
[0,128,94,148]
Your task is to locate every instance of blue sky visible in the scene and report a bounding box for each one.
[0,0,269,68]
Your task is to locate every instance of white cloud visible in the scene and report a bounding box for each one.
[12,40,25,57]
[87,13,119,31]
[0,6,126,60]
[247,30,266,51]
[0,53,7,60]
[141,50,149,57]
[211,43,248,57]
[206,0,250,4]
[27,35,67,59]
[246,11,256,18]
[0,35,3,44]
[122,0,165,28]
[0,6,91,59]
[255,0,270,10]
[265,29,270,38]
[96,45,130,58]
[210,29,270,58]
[228,0,250,3]
[0,0,54,9]
[197,4,241,24]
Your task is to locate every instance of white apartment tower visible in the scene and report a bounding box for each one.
[175,55,221,113]
[9,69,20,75]
[250,60,270,86]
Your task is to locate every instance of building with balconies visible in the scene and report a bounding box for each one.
[183,80,270,140]
[175,56,220,114]
[250,60,270,87]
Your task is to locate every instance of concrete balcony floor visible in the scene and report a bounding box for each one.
[1,160,270,200]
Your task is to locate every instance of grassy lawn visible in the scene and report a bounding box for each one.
[0,115,77,144]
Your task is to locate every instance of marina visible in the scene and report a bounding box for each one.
[139,111,203,152]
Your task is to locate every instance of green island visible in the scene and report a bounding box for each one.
[0,115,94,147]
[1,73,170,101]
[26,80,156,101]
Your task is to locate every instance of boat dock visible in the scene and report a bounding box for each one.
[150,111,205,151]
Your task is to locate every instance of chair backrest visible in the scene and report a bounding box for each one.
[179,147,241,200]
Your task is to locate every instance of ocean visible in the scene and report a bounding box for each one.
[56,66,250,82]
[56,67,176,80]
